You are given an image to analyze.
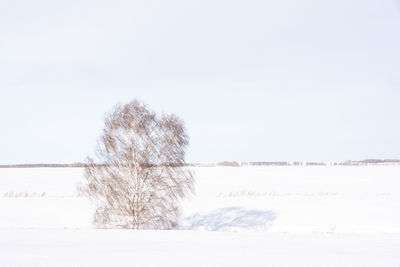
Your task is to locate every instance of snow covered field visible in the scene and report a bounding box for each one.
[1,166,400,266]
[1,230,399,267]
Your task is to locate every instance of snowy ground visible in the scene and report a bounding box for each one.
[1,230,399,267]
[1,166,400,266]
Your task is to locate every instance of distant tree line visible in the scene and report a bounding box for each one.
[0,162,195,168]
[217,161,241,167]
[248,162,289,166]
[0,163,86,168]
[1,159,400,168]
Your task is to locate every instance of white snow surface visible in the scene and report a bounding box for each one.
[1,166,400,266]
[1,229,399,267]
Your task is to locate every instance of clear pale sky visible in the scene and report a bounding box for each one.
[1,0,399,164]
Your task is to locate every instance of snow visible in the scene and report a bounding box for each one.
[1,166,400,266]
[181,166,400,233]
[0,230,399,267]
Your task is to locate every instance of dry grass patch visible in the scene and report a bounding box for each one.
[2,191,46,198]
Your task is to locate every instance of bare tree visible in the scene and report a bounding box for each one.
[80,99,194,229]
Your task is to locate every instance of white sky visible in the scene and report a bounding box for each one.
[1,0,400,164]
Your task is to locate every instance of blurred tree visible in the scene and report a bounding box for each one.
[80,99,194,229]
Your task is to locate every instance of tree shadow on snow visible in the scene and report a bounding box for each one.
[182,207,276,231]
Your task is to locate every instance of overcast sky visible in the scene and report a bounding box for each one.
[1,0,399,164]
